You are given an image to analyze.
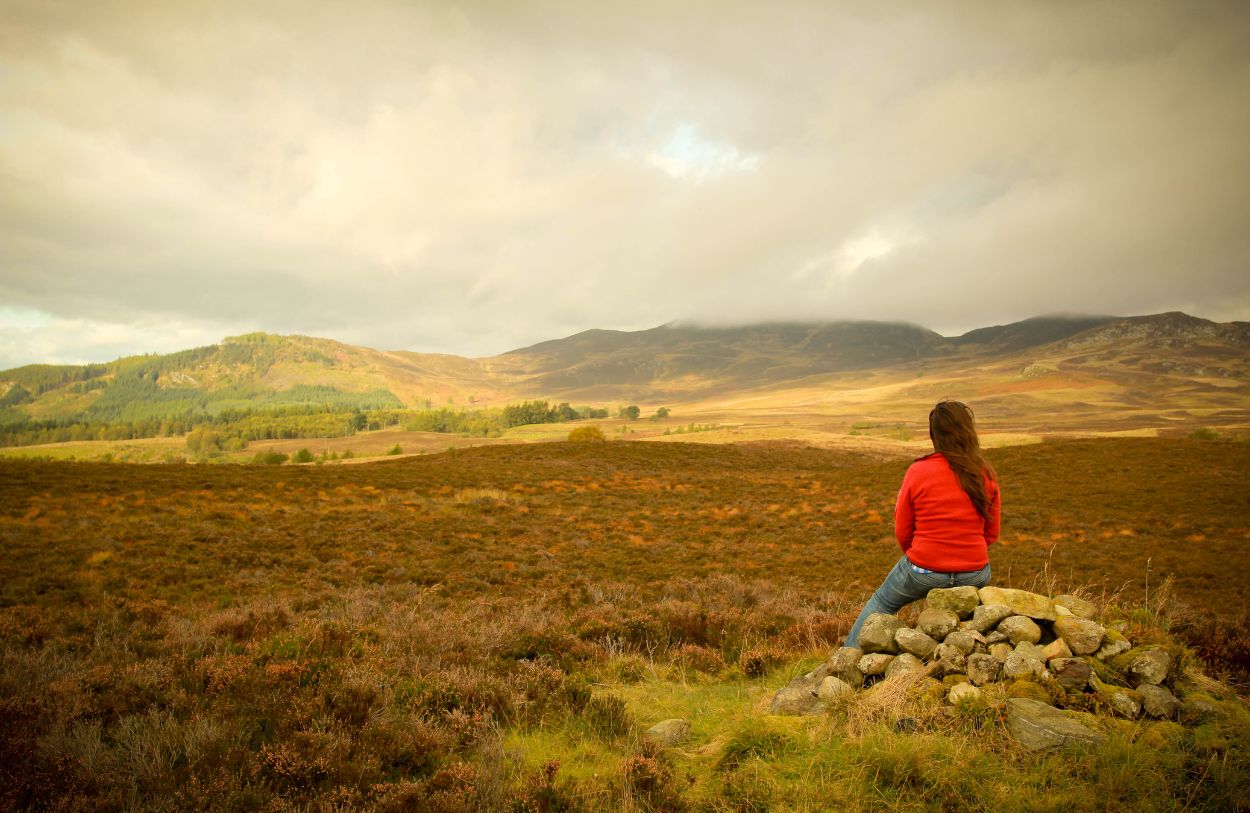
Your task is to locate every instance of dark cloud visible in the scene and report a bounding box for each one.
[1,1,1247,368]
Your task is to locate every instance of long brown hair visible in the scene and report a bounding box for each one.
[929,400,996,520]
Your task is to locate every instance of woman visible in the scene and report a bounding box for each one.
[844,400,1000,648]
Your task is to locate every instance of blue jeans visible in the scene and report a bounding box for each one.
[844,556,992,648]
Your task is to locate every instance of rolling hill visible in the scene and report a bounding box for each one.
[1,312,1248,445]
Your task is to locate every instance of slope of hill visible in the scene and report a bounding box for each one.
[1,312,1248,448]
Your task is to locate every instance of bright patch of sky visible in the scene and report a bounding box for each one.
[643,124,760,182]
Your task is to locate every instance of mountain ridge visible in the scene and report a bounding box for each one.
[2,311,1248,435]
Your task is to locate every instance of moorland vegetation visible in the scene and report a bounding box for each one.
[1,437,1248,810]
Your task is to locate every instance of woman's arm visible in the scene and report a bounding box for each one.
[984,476,1001,545]
[894,467,916,551]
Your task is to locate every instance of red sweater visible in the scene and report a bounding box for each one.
[894,452,1000,572]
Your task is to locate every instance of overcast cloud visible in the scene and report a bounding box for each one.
[1,1,1248,368]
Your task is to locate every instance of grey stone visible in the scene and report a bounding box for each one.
[1049,658,1091,692]
[885,653,925,678]
[645,718,692,746]
[966,653,1001,686]
[1094,628,1132,661]
[984,630,1010,645]
[943,630,978,655]
[1006,698,1106,751]
[978,587,1057,621]
[1119,648,1171,687]
[917,608,960,641]
[1014,641,1047,661]
[961,603,1014,633]
[859,613,905,654]
[1181,697,1222,725]
[926,586,981,618]
[948,682,982,704]
[999,615,1042,645]
[858,653,895,676]
[769,684,825,716]
[894,627,940,659]
[1052,594,1099,619]
[933,643,967,675]
[807,647,864,689]
[818,675,855,702]
[1003,651,1045,680]
[989,643,1013,662]
[1091,677,1142,718]
[1053,618,1106,656]
[1136,684,1181,719]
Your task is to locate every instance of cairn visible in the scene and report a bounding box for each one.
[770,586,1220,749]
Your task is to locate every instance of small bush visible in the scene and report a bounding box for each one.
[292,448,314,464]
[386,444,403,455]
[1189,428,1219,441]
[582,694,632,739]
[251,451,289,465]
[567,426,606,443]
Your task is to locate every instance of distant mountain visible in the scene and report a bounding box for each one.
[1,312,1247,430]
[499,321,945,398]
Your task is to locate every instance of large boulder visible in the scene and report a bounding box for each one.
[1053,618,1106,656]
[916,608,960,640]
[978,587,1057,621]
[1006,698,1106,751]
[859,614,905,654]
[895,628,939,659]
[926,586,980,618]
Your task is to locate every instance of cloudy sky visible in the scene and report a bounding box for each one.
[2,1,1248,368]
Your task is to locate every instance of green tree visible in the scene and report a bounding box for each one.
[618,405,640,421]
[292,448,314,464]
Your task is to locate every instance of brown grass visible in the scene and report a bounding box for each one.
[0,437,1248,809]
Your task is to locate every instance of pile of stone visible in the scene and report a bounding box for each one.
[770,586,1212,748]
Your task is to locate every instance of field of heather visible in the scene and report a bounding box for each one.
[1,438,1248,811]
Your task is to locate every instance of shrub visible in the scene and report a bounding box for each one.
[567,426,606,443]
[386,444,402,455]
[582,694,632,739]
[251,451,289,465]
[1189,428,1219,441]
[292,448,314,464]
